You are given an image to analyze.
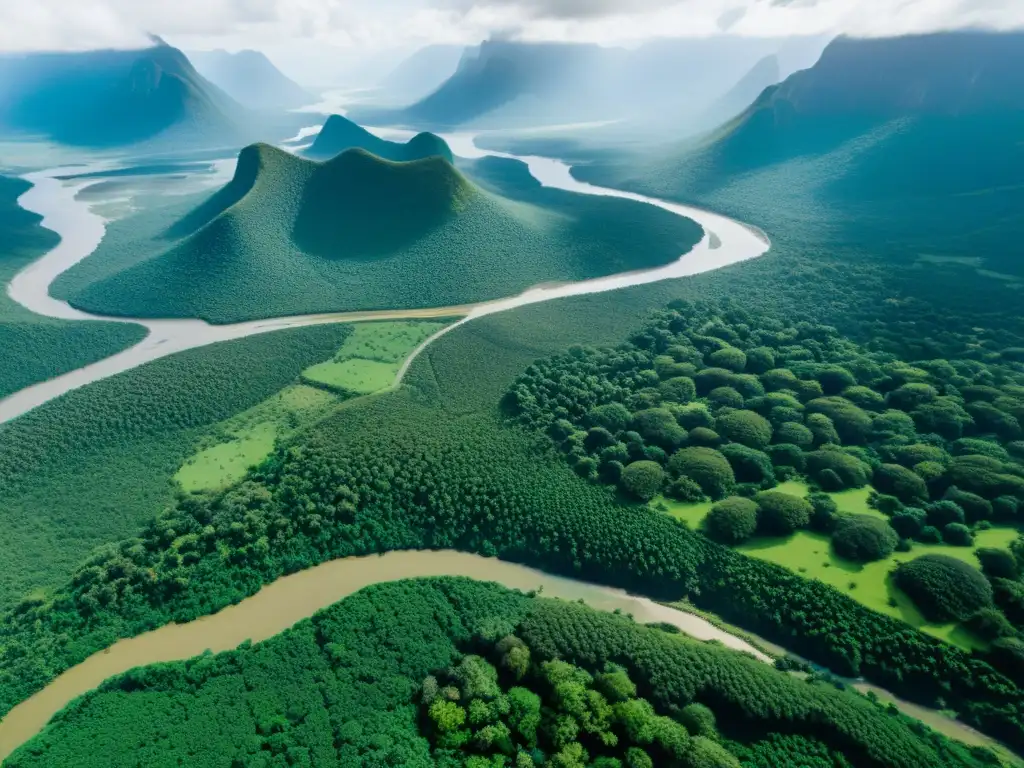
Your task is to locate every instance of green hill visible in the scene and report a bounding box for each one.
[0,39,245,147]
[579,31,1024,275]
[55,143,702,323]
[302,114,453,162]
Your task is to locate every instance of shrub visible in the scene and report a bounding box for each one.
[951,438,1012,462]
[976,548,1019,580]
[585,427,617,452]
[805,413,840,446]
[745,347,775,374]
[918,525,943,544]
[667,447,735,500]
[912,397,973,440]
[993,496,1020,523]
[620,461,665,502]
[766,444,805,471]
[942,522,974,547]
[947,455,1024,500]
[684,736,741,768]
[871,410,918,440]
[805,397,873,444]
[659,377,697,404]
[887,383,939,411]
[631,409,688,450]
[708,388,744,411]
[705,497,759,544]
[754,491,812,536]
[665,477,705,503]
[760,368,800,392]
[774,422,813,448]
[585,403,633,434]
[678,703,717,737]
[718,444,775,487]
[832,515,898,562]
[894,443,949,467]
[994,578,1024,625]
[989,638,1024,684]
[815,366,856,395]
[872,464,928,504]
[926,500,966,528]
[894,555,994,622]
[716,410,772,450]
[890,508,927,539]
[708,346,747,372]
[841,386,885,410]
[807,493,840,532]
[694,368,737,396]
[805,449,870,489]
[675,404,715,430]
[687,427,721,447]
[943,487,993,524]
[966,608,1016,641]
[913,461,946,483]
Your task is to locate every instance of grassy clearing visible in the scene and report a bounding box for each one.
[174,385,336,493]
[656,479,1017,649]
[737,527,1019,650]
[300,321,444,395]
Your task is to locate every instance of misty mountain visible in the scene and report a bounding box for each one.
[579,31,1024,274]
[375,44,468,106]
[189,49,311,111]
[351,35,822,132]
[0,41,246,148]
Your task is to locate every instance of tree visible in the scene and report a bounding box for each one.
[684,736,742,768]
[667,448,735,500]
[806,449,870,490]
[890,508,927,539]
[586,403,632,434]
[631,409,688,450]
[620,462,666,502]
[708,347,747,373]
[942,522,974,547]
[807,493,840,533]
[887,383,939,411]
[805,397,872,444]
[594,667,636,704]
[774,422,814,448]
[678,703,717,738]
[806,413,840,446]
[832,515,898,562]
[708,387,744,409]
[976,548,1019,581]
[705,498,759,544]
[872,464,928,504]
[966,608,1015,641]
[453,656,501,700]
[754,492,812,536]
[716,411,773,450]
[507,687,542,747]
[894,555,994,622]
[660,377,697,404]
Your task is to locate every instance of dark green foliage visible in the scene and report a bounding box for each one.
[718,443,775,486]
[668,448,735,500]
[660,377,697,404]
[806,449,871,490]
[832,515,898,562]
[942,523,974,547]
[891,508,927,540]
[808,493,841,533]
[927,501,966,529]
[965,609,1016,642]
[716,410,773,450]
[754,492,812,536]
[678,703,717,738]
[993,578,1024,626]
[688,427,722,447]
[56,148,703,323]
[873,464,929,504]
[806,397,873,444]
[708,386,744,409]
[586,404,633,433]
[707,346,747,372]
[895,556,994,623]
[0,176,145,400]
[0,324,352,607]
[989,638,1024,685]
[943,488,994,524]
[620,462,665,502]
[775,421,814,448]
[975,548,1019,581]
[705,497,759,544]
[631,408,688,450]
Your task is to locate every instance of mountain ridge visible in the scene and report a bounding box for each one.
[189,49,311,111]
[303,115,453,162]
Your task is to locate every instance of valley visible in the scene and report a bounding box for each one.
[0,20,1022,768]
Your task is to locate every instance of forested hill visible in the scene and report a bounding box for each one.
[4,578,1000,767]
[303,115,453,162]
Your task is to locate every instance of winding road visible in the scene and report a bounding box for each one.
[1,130,769,424]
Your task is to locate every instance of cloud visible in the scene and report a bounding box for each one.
[0,0,1023,55]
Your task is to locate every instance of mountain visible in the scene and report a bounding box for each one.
[352,36,816,131]
[189,49,311,111]
[302,115,453,162]
[688,54,781,137]
[54,140,702,323]
[0,41,245,147]
[579,31,1024,274]
[375,44,467,105]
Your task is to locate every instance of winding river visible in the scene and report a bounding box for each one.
[0,128,1008,762]
[1,131,769,425]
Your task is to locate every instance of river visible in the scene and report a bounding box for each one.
[1,132,769,425]
[0,550,769,761]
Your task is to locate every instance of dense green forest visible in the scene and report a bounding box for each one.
[0,175,145,398]
[52,147,701,323]
[0,323,352,607]
[5,578,1001,767]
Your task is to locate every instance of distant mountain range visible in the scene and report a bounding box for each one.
[351,36,818,132]
[0,40,245,148]
[579,31,1024,274]
[303,115,453,162]
[375,44,467,105]
[189,49,311,111]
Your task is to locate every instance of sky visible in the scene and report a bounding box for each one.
[0,0,1022,84]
